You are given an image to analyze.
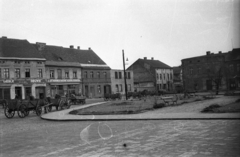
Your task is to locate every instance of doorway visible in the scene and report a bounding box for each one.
[15,87,22,99]
[85,85,89,97]
[36,87,45,99]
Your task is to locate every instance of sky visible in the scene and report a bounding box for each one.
[1,0,239,69]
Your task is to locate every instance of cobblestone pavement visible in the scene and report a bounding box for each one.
[1,112,240,157]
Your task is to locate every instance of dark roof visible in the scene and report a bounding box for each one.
[32,44,107,65]
[225,48,240,61]
[138,59,172,69]
[0,37,45,59]
[172,66,181,74]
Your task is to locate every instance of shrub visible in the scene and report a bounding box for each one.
[153,103,165,109]
[201,104,221,113]
[236,99,240,103]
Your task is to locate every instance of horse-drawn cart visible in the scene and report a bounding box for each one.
[4,99,42,118]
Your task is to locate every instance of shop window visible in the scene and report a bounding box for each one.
[15,68,20,78]
[73,71,77,78]
[57,69,62,79]
[115,72,118,79]
[119,72,122,79]
[50,70,54,78]
[25,69,30,78]
[97,85,101,93]
[38,69,43,78]
[65,71,69,79]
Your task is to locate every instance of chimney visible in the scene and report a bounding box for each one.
[2,36,7,39]
[70,45,74,49]
[144,57,147,60]
[206,51,210,55]
[36,42,46,51]
[219,51,222,54]
[77,46,80,49]
[151,57,154,60]
[88,47,91,50]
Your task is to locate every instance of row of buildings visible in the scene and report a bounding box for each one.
[0,36,239,100]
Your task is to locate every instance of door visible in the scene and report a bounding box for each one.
[90,86,95,98]
[36,87,45,99]
[85,85,89,98]
[15,87,22,99]
[206,80,212,90]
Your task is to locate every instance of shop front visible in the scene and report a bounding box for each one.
[0,79,46,99]
[46,79,81,98]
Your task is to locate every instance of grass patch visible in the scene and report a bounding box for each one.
[69,99,155,115]
[201,102,240,113]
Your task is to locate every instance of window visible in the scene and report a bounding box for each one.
[119,72,122,79]
[163,74,165,80]
[15,68,20,78]
[38,69,43,78]
[4,69,9,78]
[190,69,193,75]
[116,84,119,92]
[156,74,159,80]
[57,69,62,79]
[50,70,54,78]
[15,61,20,64]
[167,74,169,80]
[0,69,1,78]
[25,69,30,78]
[25,61,30,64]
[115,72,118,79]
[104,72,107,78]
[73,71,77,78]
[119,84,123,92]
[128,72,131,79]
[84,71,88,78]
[97,72,100,78]
[170,73,172,80]
[160,74,162,80]
[37,61,42,64]
[128,84,131,92]
[65,71,69,79]
[97,85,101,93]
[90,71,93,78]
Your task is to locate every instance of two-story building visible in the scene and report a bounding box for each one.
[127,57,173,92]
[110,69,134,94]
[181,48,240,92]
[32,43,111,98]
[0,37,46,99]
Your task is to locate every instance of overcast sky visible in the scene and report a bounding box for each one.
[1,0,239,69]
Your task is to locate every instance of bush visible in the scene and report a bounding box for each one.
[153,103,165,109]
[201,104,221,113]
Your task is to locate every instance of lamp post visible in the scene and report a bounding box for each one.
[122,50,128,100]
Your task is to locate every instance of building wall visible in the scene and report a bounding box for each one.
[181,52,226,92]
[82,68,111,98]
[0,59,46,99]
[155,69,174,91]
[110,70,134,94]
[45,66,82,97]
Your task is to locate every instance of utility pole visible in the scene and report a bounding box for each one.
[122,50,128,100]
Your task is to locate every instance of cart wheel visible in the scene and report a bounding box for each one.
[18,104,27,118]
[36,105,42,116]
[4,106,15,118]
